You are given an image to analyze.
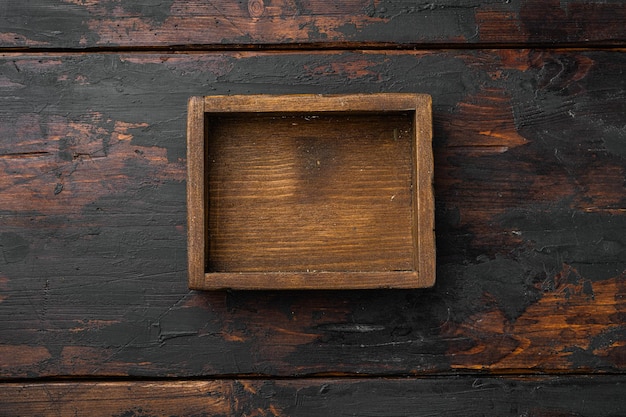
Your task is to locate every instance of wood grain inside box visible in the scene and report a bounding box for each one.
[206,112,414,273]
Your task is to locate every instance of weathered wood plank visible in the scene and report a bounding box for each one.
[1,0,625,49]
[1,376,625,416]
[0,50,625,378]
[0,380,233,416]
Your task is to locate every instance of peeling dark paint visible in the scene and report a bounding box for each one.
[1,0,624,48]
[0,233,29,264]
[0,2,99,46]
[113,0,176,26]
[501,206,626,281]
[0,50,624,378]
[337,0,483,42]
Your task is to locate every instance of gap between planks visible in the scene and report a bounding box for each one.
[1,43,626,55]
[3,370,626,385]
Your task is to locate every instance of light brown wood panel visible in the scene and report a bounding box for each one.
[0,381,232,416]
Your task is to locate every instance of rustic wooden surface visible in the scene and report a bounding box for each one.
[0,49,624,378]
[1,0,625,414]
[1,0,625,48]
[2,376,626,417]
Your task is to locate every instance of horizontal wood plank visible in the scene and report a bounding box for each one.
[1,377,625,416]
[0,50,625,378]
[0,0,625,49]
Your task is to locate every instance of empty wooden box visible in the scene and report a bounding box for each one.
[187,94,434,290]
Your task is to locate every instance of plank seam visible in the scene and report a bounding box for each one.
[2,370,626,384]
[0,42,625,54]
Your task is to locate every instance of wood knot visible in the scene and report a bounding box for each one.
[248,0,264,18]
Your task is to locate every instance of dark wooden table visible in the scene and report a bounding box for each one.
[1,1,625,415]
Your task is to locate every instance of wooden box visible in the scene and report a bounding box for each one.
[187,94,434,290]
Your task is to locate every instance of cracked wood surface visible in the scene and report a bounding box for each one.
[0,50,624,379]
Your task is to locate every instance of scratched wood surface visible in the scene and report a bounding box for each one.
[1,1,626,414]
[0,49,624,379]
[2,377,626,417]
[1,0,625,48]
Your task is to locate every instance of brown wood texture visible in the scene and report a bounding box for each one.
[205,102,415,277]
[1,0,625,48]
[2,377,625,417]
[0,49,624,378]
[205,112,415,272]
[186,96,206,291]
[188,93,434,290]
